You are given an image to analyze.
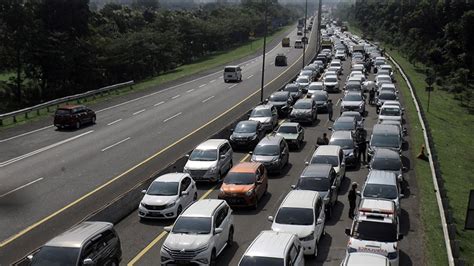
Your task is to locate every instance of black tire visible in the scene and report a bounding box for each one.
[177,205,183,217]
[91,116,96,124]
[227,227,234,246]
[253,197,258,210]
[264,184,268,196]
[193,192,198,201]
[210,250,217,266]
[75,121,81,129]
[327,205,333,219]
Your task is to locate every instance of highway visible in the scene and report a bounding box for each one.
[113,36,425,265]
[0,21,319,264]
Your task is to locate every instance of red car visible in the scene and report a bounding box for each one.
[54,105,96,129]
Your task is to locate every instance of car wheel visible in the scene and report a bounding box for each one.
[227,227,234,246]
[193,192,198,201]
[253,197,258,210]
[75,121,81,129]
[296,141,301,150]
[209,250,217,266]
[229,160,233,169]
[177,205,183,217]
[327,205,333,219]
[91,116,96,124]
[263,183,268,196]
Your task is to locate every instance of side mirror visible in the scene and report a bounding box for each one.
[249,151,253,155]
[267,216,274,222]
[83,258,94,265]
[181,191,189,196]
[281,151,286,155]
[141,189,147,194]
[185,154,190,158]
[214,228,223,234]
[291,185,296,189]
[164,226,172,232]
[220,155,226,160]
[331,185,336,190]
[345,228,351,236]
[256,180,263,185]
[317,218,324,224]
[398,234,404,241]
[305,161,309,166]
[230,128,234,132]
[27,255,33,261]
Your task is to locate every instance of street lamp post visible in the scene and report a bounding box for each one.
[302,0,308,68]
[260,0,268,103]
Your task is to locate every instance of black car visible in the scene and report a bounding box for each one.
[282,83,303,102]
[54,105,96,130]
[292,164,338,218]
[230,120,265,149]
[275,54,287,66]
[267,91,293,117]
[329,131,359,168]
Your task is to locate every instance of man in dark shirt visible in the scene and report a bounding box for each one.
[357,138,368,164]
[348,182,358,219]
[327,99,333,121]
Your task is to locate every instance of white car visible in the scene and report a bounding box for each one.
[341,246,391,266]
[345,198,403,266]
[335,50,346,60]
[161,199,234,265]
[361,170,403,213]
[323,75,340,92]
[378,104,402,123]
[184,139,233,182]
[329,61,343,73]
[138,173,197,219]
[379,83,397,94]
[296,76,311,91]
[238,230,305,266]
[307,145,346,189]
[249,104,279,131]
[375,75,392,89]
[307,81,325,95]
[268,190,325,256]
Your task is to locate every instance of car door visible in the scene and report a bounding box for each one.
[180,177,192,206]
[329,169,338,205]
[339,149,346,180]
[271,106,278,127]
[214,206,230,253]
[314,199,325,241]
[289,242,304,266]
[218,144,230,173]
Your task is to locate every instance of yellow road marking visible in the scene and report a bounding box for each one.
[127,231,167,266]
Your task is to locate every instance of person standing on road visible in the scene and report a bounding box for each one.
[369,88,376,105]
[348,182,358,219]
[327,99,333,121]
[357,137,368,164]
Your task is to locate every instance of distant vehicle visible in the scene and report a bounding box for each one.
[297,30,303,36]
[378,104,402,124]
[361,170,403,214]
[282,37,290,47]
[251,136,289,174]
[29,222,122,266]
[249,105,279,132]
[323,75,340,92]
[289,99,317,124]
[275,122,305,150]
[161,199,234,266]
[223,65,242,83]
[321,38,333,50]
[340,91,365,114]
[340,111,365,130]
[296,76,310,93]
[275,53,288,66]
[138,173,197,220]
[230,120,266,149]
[329,116,359,137]
[341,252,390,266]
[376,92,398,113]
[295,39,303,49]
[54,105,96,130]
[307,82,325,96]
[369,148,405,182]
[302,36,308,44]
[368,124,403,158]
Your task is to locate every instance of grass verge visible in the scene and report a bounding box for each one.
[0,25,292,129]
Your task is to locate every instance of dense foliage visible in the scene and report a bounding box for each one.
[0,0,299,112]
[334,0,474,109]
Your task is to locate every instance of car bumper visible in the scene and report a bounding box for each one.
[218,193,256,207]
[186,170,220,182]
[138,205,178,219]
[230,138,258,148]
[161,247,212,265]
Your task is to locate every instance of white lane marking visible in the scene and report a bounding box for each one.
[209,79,216,83]
[132,109,146,115]
[186,89,195,93]
[228,84,238,89]
[199,84,206,88]
[107,119,122,126]
[0,130,94,168]
[101,137,131,152]
[247,75,254,79]
[154,101,165,107]
[202,96,215,103]
[163,112,182,123]
[171,95,180,100]
[336,99,341,106]
[0,125,54,143]
[0,178,44,198]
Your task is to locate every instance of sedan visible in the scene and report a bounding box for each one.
[340,111,365,130]
[311,91,329,112]
[249,105,278,132]
[323,75,340,92]
[376,91,398,112]
[307,82,325,96]
[283,83,303,100]
[230,120,265,149]
[329,116,359,136]
[340,91,365,115]
[296,76,310,93]
[275,122,305,150]
[289,99,317,124]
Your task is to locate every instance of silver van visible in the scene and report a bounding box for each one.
[224,65,242,83]
[29,222,122,266]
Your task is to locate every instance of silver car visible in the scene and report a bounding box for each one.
[340,91,365,114]
[249,104,278,132]
[289,99,317,124]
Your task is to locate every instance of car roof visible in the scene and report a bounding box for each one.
[230,162,261,173]
[300,164,333,178]
[237,120,259,126]
[44,222,113,248]
[257,135,284,146]
[281,190,320,209]
[335,116,356,123]
[373,148,400,159]
[154,173,189,182]
[225,65,239,68]
[366,170,397,185]
[244,230,295,258]
[341,111,361,118]
[314,145,341,155]
[377,74,391,79]
[182,199,225,218]
[372,124,399,134]
[359,198,396,214]
[58,105,84,110]
[195,139,227,150]
[331,130,353,140]
[343,252,389,265]
[381,83,396,88]
[280,122,299,127]
[285,83,299,88]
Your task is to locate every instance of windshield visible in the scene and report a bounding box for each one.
[189,149,217,161]
[250,109,271,117]
[278,126,297,134]
[297,77,309,83]
[31,247,79,266]
[224,172,256,185]
[378,93,397,100]
[372,158,402,171]
[329,138,354,149]
[172,217,212,234]
[380,107,400,116]
[55,109,71,115]
[363,184,398,200]
[346,84,361,90]
[294,101,312,109]
[308,84,323,91]
[371,134,400,148]
[354,221,397,242]
[147,182,179,196]
[239,256,284,266]
[275,207,314,225]
[333,121,354,131]
[300,71,312,76]
[310,155,338,167]
[313,94,327,101]
[269,94,287,102]
[235,122,257,133]
[296,177,330,191]
[325,77,337,82]
[284,85,299,92]
[254,144,279,156]
[343,94,362,101]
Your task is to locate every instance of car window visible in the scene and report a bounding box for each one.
[290,244,299,265]
[219,144,229,156]
[81,237,102,261]
[215,208,225,229]
[181,177,191,191]
[315,200,322,218]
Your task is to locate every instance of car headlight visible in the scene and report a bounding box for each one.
[245,189,255,196]
[209,166,218,174]
[347,247,357,253]
[166,202,176,208]
[300,232,314,241]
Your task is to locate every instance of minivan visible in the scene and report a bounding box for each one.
[251,136,289,174]
[223,65,242,83]
[54,105,96,129]
[368,124,402,159]
[29,222,121,266]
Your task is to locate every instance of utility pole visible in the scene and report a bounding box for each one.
[302,0,308,68]
[260,0,268,103]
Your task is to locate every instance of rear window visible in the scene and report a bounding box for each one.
[296,177,330,191]
[225,67,236,72]
[275,207,314,225]
[269,94,288,102]
[224,172,256,185]
[55,109,71,115]
[240,256,284,266]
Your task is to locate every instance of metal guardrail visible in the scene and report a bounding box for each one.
[0,81,135,126]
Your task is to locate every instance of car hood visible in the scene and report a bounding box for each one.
[141,195,177,206]
[164,233,211,250]
[252,155,279,163]
[291,109,312,115]
[232,132,256,138]
[271,223,314,238]
[269,101,286,107]
[184,160,217,170]
[342,100,363,107]
[276,133,298,140]
[249,117,271,124]
[221,184,255,194]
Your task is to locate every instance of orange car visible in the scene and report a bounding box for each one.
[218,162,268,209]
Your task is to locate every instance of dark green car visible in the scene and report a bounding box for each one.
[275,122,305,150]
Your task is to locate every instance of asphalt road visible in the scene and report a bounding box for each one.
[0,20,320,264]
[113,38,425,265]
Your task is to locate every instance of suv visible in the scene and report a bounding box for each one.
[268,190,325,256]
[138,173,197,219]
[307,145,346,190]
[161,199,234,265]
[249,105,278,132]
[323,75,340,92]
[289,99,317,124]
[368,124,402,158]
[184,139,233,182]
[230,120,265,149]
[292,164,338,218]
[223,66,242,83]
[344,198,403,266]
[369,148,405,182]
[238,231,304,266]
[340,91,365,114]
[54,105,96,129]
[275,122,305,150]
[251,136,289,174]
[362,170,403,214]
[283,83,303,100]
[218,162,268,209]
[275,54,288,66]
[29,222,121,266]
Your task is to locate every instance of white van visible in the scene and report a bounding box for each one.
[224,65,242,83]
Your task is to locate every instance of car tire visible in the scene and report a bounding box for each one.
[327,205,333,219]
[177,205,183,217]
[210,250,217,266]
[193,192,198,201]
[264,184,268,196]
[91,116,96,124]
[253,197,258,210]
[75,121,81,129]
[227,227,234,246]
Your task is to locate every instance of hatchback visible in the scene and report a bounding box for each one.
[289,99,317,124]
[283,83,303,102]
[251,136,289,174]
[267,91,293,116]
[311,91,329,112]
